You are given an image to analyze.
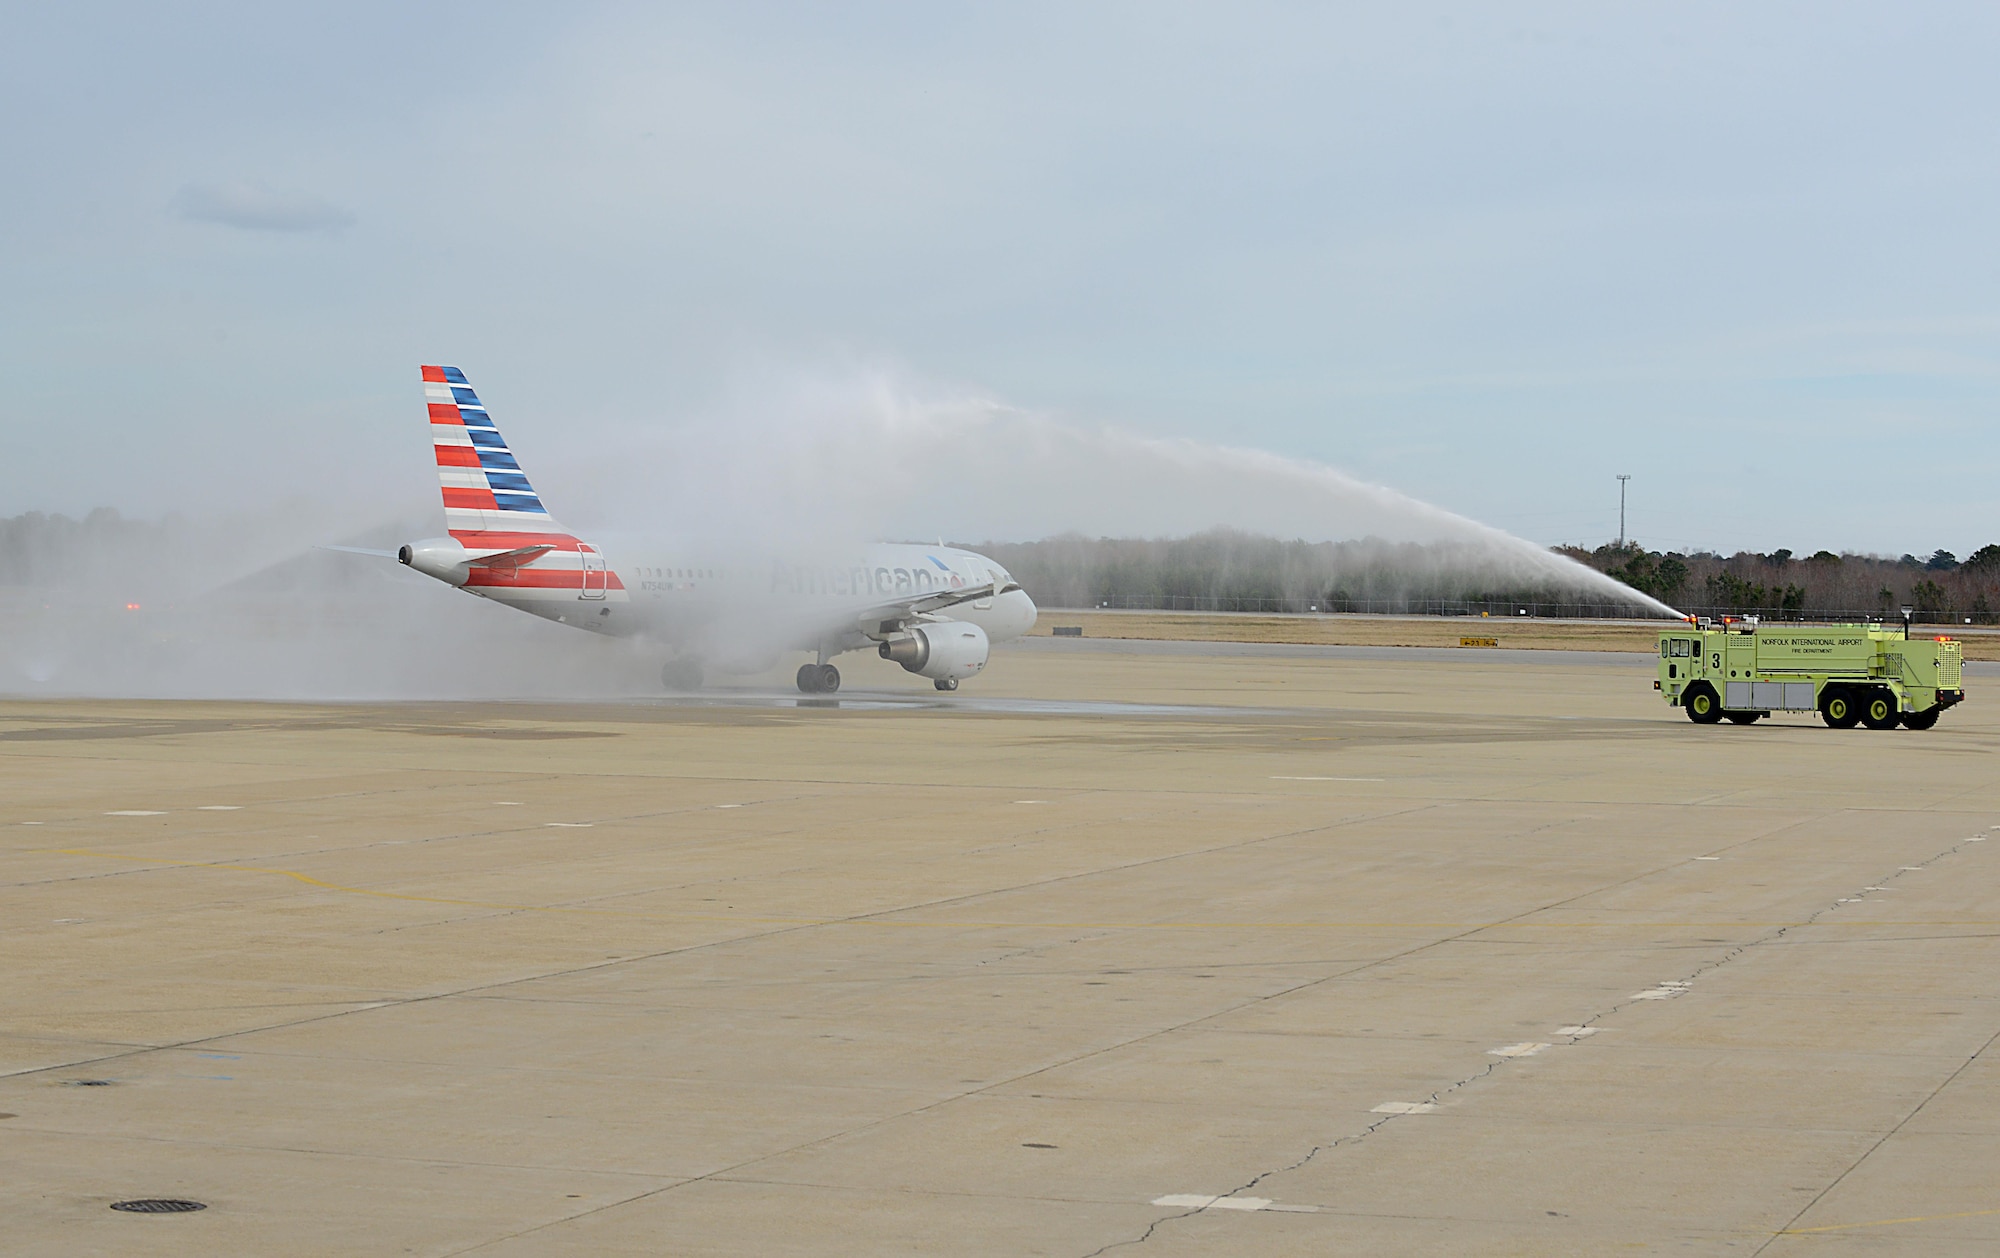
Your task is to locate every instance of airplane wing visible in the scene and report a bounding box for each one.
[853,579,1022,637]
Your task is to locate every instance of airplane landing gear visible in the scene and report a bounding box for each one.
[797,663,840,694]
[934,678,957,691]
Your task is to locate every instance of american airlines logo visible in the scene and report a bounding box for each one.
[771,559,965,597]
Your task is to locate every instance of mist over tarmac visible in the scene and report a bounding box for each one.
[0,366,1678,701]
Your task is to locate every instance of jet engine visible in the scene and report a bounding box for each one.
[398,537,472,586]
[878,620,990,681]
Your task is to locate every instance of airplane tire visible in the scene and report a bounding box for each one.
[796,664,822,694]
[1821,687,1860,729]
[1684,683,1722,724]
[818,664,841,693]
[934,678,958,692]
[1860,689,1900,730]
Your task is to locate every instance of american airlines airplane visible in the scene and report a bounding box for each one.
[388,365,1037,693]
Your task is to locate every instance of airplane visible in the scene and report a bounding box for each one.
[388,365,1037,694]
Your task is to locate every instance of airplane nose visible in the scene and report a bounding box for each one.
[1010,589,1038,635]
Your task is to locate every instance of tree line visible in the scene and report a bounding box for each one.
[1563,541,2000,622]
[973,531,2000,621]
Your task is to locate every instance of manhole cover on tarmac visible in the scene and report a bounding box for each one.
[110,1199,207,1214]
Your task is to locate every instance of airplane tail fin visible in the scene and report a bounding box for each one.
[421,365,569,539]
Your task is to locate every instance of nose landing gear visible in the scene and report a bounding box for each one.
[934,678,958,691]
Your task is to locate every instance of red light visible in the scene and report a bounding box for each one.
[124,602,140,611]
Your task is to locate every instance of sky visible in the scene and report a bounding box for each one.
[3,2,1997,557]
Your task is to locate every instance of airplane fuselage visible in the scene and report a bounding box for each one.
[452,541,1037,654]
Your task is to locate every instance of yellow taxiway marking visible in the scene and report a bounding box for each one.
[1777,1205,2000,1234]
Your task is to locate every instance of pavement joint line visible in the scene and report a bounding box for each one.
[30,803,1444,928]
[36,850,2000,931]
[1741,829,2000,1251]
[2,804,1442,1087]
[1098,822,2000,1258]
[453,799,1738,1258]
[0,1119,696,1182]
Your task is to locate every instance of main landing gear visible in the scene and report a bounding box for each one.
[796,663,841,694]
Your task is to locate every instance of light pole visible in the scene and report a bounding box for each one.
[1616,474,1631,549]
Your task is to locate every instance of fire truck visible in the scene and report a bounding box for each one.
[1658,618,1964,729]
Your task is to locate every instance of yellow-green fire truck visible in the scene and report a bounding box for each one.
[1657,618,1964,730]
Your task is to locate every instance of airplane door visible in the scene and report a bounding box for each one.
[578,545,607,600]
[973,567,995,610]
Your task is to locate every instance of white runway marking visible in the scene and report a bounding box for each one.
[20,821,42,825]
[493,801,523,806]
[105,810,164,816]
[545,822,593,828]
[196,805,241,811]
[1971,836,1988,842]
[1488,1042,1550,1058]
[1694,856,1720,861]
[714,803,742,809]
[1555,1026,1599,1036]
[1269,776,1385,782]
[1371,1101,1437,1114]
[1631,987,1683,999]
[1152,1194,1317,1213]
[1864,886,1893,891]
[1901,866,1924,871]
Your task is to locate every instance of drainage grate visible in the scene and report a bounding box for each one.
[65,1079,115,1087]
[111,1199,206,1214]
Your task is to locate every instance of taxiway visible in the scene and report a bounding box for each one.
[5,641,1999,1254]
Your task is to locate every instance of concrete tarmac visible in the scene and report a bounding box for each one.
[5,643,2000,1255]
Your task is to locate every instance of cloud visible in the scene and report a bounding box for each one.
[173,180,355,232]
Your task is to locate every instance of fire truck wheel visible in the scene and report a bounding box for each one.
[1725,711,1762,725]
[1820,688,1860,729]
[1901,708,1941,731]
[1860,690,1900,730]
[1684,683,1723,724]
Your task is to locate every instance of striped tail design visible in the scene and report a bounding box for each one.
[422,365,567,538]
[419,365,624,604]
